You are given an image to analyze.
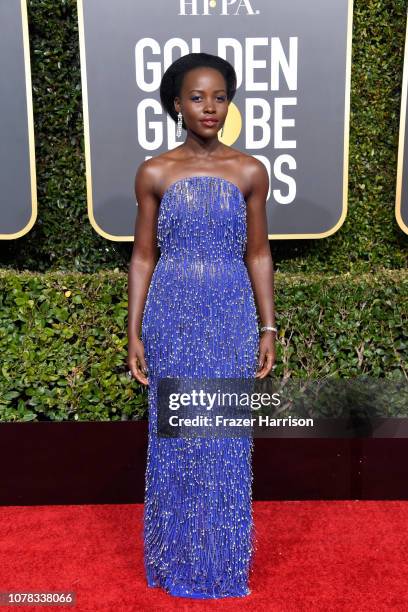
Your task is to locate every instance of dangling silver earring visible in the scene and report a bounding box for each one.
[176,111,183,138]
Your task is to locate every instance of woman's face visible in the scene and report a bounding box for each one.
[174,67,229,137]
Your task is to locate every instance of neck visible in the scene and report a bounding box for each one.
[182,131,223,157]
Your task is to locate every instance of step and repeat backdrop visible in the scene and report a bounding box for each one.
[77,0,353,240]
[0,0,37,240]
[395,9,408,236]
[1,0,407,240]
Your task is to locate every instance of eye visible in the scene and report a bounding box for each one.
[190,95,227,102]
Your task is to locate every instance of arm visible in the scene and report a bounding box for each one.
[127,161,160,386]
[244,160,276,378]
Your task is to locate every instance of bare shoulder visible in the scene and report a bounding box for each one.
[135,151,173,185]
[225,147,268,198]
[135,157,157,185]
[135,149,181,200]
[241,153,269,195]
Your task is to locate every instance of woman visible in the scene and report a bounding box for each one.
[127,52,276,599]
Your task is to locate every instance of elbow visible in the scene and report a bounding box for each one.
[244,251,271,267]
[129,252,158,270]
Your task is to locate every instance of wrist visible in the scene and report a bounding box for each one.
[259,324,278,335]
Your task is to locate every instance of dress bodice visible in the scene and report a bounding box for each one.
[141,172,258,378]
[157,175,247,262]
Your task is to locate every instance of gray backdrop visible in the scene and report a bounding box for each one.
[0,0,36,239]
[396,13,408,236]
[78,0,352,240]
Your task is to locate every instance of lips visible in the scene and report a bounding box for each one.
[200,119,219,126]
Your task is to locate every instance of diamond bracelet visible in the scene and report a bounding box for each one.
[260,325,278,334]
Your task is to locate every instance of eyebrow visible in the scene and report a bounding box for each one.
[188,89,227,93]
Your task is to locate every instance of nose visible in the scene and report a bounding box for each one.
[204,99,216,113]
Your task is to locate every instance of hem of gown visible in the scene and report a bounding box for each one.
[147,579,250,599]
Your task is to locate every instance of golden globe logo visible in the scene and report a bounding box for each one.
[178,0,260,16]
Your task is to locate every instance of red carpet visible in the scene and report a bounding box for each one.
[1,501,408,611]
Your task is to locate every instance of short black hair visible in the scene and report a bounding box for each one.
[160,52,237,130]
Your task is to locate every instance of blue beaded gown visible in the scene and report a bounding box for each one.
[141,175,259,599]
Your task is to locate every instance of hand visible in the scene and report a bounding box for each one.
[255,331,276,379]
[127,338,149,386]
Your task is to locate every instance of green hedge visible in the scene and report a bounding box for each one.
[0,270,406,422]
[0,0,406,273]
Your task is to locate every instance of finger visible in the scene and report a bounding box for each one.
[257,352,265,370]
[138,356,148,375]
[255,356,274,379]
[130,363,149,386]
[255,366,269,379]
[133,343,148,374]
[264,354,275,374]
